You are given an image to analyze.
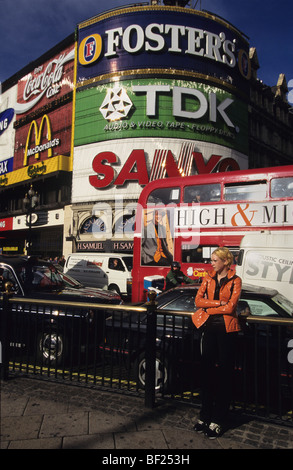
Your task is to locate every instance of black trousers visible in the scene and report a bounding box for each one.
[199,320,238,425]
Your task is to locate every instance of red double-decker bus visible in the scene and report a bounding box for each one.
[132,165,293,302]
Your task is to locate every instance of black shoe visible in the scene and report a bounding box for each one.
[205,422,223,439]
[193,419,207,433]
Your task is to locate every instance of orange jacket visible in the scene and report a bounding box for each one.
[193,269,242,333]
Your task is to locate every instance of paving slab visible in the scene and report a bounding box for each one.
[1,377,293,450]
[39,411,89,438]
[1,395,29,418]
[1,414,43,441]
[63,433,115,450]
[114,430,169,449]
[7,437,62,449]
[89,410,137,434]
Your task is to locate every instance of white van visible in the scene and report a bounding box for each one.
[236,231,293,301]
[64,253,133,296]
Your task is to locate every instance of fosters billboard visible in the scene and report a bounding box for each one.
[74,5,250,201]
[77,6,251,89]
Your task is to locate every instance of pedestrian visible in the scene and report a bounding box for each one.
[165,261,194,290]
[192,247,242,439]
[58,255,65,267]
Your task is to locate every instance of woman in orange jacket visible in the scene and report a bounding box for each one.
[193,247,242,439]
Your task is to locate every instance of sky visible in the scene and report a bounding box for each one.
[0,0,292,91]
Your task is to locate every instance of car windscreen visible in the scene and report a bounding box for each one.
[60,272,83,288]
[122,256,133,271]
[272,293,293,317]
[31,265,64,289]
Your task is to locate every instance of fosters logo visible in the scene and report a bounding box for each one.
[79,34,102,65]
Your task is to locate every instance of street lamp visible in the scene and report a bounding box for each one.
[23,184,40,256]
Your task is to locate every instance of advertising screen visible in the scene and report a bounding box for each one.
[11,45,75,182]
[72,137,248,203]
[75,78,248,154]
[77,7,250,92]
[0,85,17,186]
[15,45,74,116]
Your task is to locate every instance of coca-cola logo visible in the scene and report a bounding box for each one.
[15,49,74,115]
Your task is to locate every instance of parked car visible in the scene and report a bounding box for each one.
[0,255,122,365]
[102,284,293,402]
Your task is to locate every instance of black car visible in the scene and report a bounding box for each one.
[0,255,122,365]
[102,284,293,404]
[156,283,293,318]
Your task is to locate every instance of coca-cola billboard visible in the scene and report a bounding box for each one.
[15,45,74,116]
[13,44,74,176]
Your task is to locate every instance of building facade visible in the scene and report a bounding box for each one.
[0,3,292,258]
[0,35,74,257]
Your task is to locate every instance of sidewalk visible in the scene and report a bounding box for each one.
[1,377,293,450]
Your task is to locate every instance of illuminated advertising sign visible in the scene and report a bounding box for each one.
[0,218,13,231]
[0,85,17,177]
[2,44,75,186]
[72,138,248,203]
[0,109,14,136]
[77,7,250,92]
[14,103,72,171]
[0,157,13,175]
[15,45,74,115]
[75,78,248,154]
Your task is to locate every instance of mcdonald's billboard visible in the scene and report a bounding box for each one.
[12,42,75,179]
[14,103,72,171]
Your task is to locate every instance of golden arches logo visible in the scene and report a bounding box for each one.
[24,115,52,166]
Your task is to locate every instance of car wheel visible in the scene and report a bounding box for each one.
[37,332,66,366]
[108,284,120,295]
[136,352,169,391]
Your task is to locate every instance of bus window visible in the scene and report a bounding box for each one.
[182,245,239,264]
[147,187,180,205]
[271,177,293,198]
[183,184,221,203]
[229,248,241,264]
[182,245,218,263]
[224,181,267,201]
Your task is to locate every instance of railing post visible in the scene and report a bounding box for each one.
[0,282,13,380]
[144,291,157,409]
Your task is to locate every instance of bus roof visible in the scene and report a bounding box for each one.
[138,164,293,203]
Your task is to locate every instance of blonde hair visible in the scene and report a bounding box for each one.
[212,247,234,267]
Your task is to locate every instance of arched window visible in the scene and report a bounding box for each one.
[114,214,135,235]
[80,216,106,234]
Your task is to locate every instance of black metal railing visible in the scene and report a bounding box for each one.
[1,291,293,426]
